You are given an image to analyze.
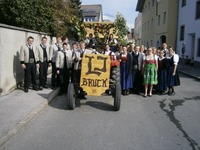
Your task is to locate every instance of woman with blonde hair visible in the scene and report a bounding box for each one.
[142,47,158,97]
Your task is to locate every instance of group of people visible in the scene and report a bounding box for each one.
[20,35,95,95]
[20,35,180,98]
[117,43,180,97]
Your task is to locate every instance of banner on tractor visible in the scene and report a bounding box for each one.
[80,54,110,96]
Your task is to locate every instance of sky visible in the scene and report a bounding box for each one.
[81,0,139,30]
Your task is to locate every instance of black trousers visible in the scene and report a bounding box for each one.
[51,62,60,87]
[39,61,48,87]
[59,68,71,94]
[133,70,144,93]
[24,63,37,89]
[73,69,81,85]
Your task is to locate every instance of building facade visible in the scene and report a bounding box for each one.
[136,0,178,49]
[177,0,200,63]
[134,13,142,45]
[81,4,103,22]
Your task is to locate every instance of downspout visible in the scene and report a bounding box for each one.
[175,0,180,53]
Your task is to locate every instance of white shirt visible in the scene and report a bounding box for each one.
[167,54,179,65]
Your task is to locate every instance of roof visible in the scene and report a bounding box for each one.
[136,0,145,12]
[81,4,102,16]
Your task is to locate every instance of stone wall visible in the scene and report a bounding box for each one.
[0,24,56,96]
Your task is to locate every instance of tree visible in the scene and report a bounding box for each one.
[0,0,56,35]
[114,12,129,41]
[0,0,84,40]
[67,0,84,41]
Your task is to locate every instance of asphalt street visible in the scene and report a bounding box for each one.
[1,74,200,150]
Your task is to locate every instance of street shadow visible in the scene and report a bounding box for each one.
[48,94,68,110]
[37,93,49,100]
[48,94,114,111]
[84,101,114,111]
[159,96,200,150]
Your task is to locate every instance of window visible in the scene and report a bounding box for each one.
[151,18,154,28]
[158,15,160,26]
[148,2,150,10]
[180,25,185,41]
[157,41,160,48]
[152,0,155,6]
[182,0,186,7]
[197,38,200,56]
[84,17,96,22]
[196,1,200,19]
[163,12,166,24]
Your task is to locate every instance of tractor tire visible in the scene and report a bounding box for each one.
[67,83,76,110]
[113,81,121,111]
[111,66,120,84]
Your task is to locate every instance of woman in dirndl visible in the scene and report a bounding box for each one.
[157,50,168,95]
[120,45,133,95]
[142,47,158,97]
[166,46,180,95]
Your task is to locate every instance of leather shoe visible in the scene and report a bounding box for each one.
[24,88,29,93]
[51,86,56,90]
[43,85,48,88]
[143,95,147,98]
[33,86,39,91]
[39,86,43,90]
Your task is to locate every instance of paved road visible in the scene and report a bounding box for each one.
[1,74,200,150]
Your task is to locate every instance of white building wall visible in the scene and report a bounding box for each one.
[134,13,142,45]
[177,0,200,62]
[0,24,56,96]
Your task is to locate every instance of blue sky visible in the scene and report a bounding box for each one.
[81,0,138,30]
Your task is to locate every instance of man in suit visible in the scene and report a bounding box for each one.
[20,36,39,93]
[37,36,50,90]
[49,36,62,89]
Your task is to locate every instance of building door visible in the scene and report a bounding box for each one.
[160,35,166,45]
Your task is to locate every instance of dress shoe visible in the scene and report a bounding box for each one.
[171,92,175,96]
[51,86,56,90]
[24,88,29,93]
[126,90,129,95]
[39,86,43,90]
[33,86,39,91]
[43,85,48,88]
[143,95,147,98]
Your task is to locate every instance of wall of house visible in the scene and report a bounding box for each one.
[141,0,157,47]
[177,0,200,63]
[134,13,143,45]
[0,24,55,96]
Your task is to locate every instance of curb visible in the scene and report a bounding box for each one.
[0,88,60,149]
[179,70,200,81]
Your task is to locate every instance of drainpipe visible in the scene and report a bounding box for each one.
[175,0,180,54]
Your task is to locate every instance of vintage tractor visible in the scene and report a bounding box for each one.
[66,53,121,111]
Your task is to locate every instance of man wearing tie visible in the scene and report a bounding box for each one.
[37,36,50,90]
[49,36,62,89]
[20,36,39,93]
[56,43,74,95]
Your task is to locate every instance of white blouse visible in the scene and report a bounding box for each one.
[167,54,179,65]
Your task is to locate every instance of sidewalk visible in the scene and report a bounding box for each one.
[178,63,200,81]
[0,77,59,147]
